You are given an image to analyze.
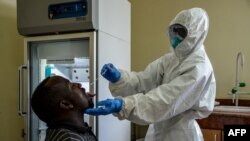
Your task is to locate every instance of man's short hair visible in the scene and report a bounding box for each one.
[31,76,68,123]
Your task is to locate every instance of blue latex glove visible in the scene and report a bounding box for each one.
[101,63,121,83]
[85,99,123,116]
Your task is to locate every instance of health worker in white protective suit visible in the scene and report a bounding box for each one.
[85,7,216,141]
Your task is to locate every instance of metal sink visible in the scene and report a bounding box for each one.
[214,105,250,113]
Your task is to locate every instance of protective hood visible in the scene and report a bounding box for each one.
[168,8,209,60]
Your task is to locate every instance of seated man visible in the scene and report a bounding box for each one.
[31,75,97,141]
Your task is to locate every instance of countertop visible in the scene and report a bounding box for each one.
[197,99,250,130]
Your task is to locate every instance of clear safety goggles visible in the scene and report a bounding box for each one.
[168,24,187,39]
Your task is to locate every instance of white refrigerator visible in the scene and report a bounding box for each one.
[18,31,131,141]
[17,1,131,140]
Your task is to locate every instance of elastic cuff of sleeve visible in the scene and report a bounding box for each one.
[113,98,126,120]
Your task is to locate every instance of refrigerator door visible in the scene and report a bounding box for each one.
[23,32,96,141]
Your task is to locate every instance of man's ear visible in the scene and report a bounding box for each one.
[60,100,74,109]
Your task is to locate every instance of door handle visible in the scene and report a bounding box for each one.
[18,65,27,116]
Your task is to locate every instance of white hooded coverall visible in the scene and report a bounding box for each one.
[110,7,216,141]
